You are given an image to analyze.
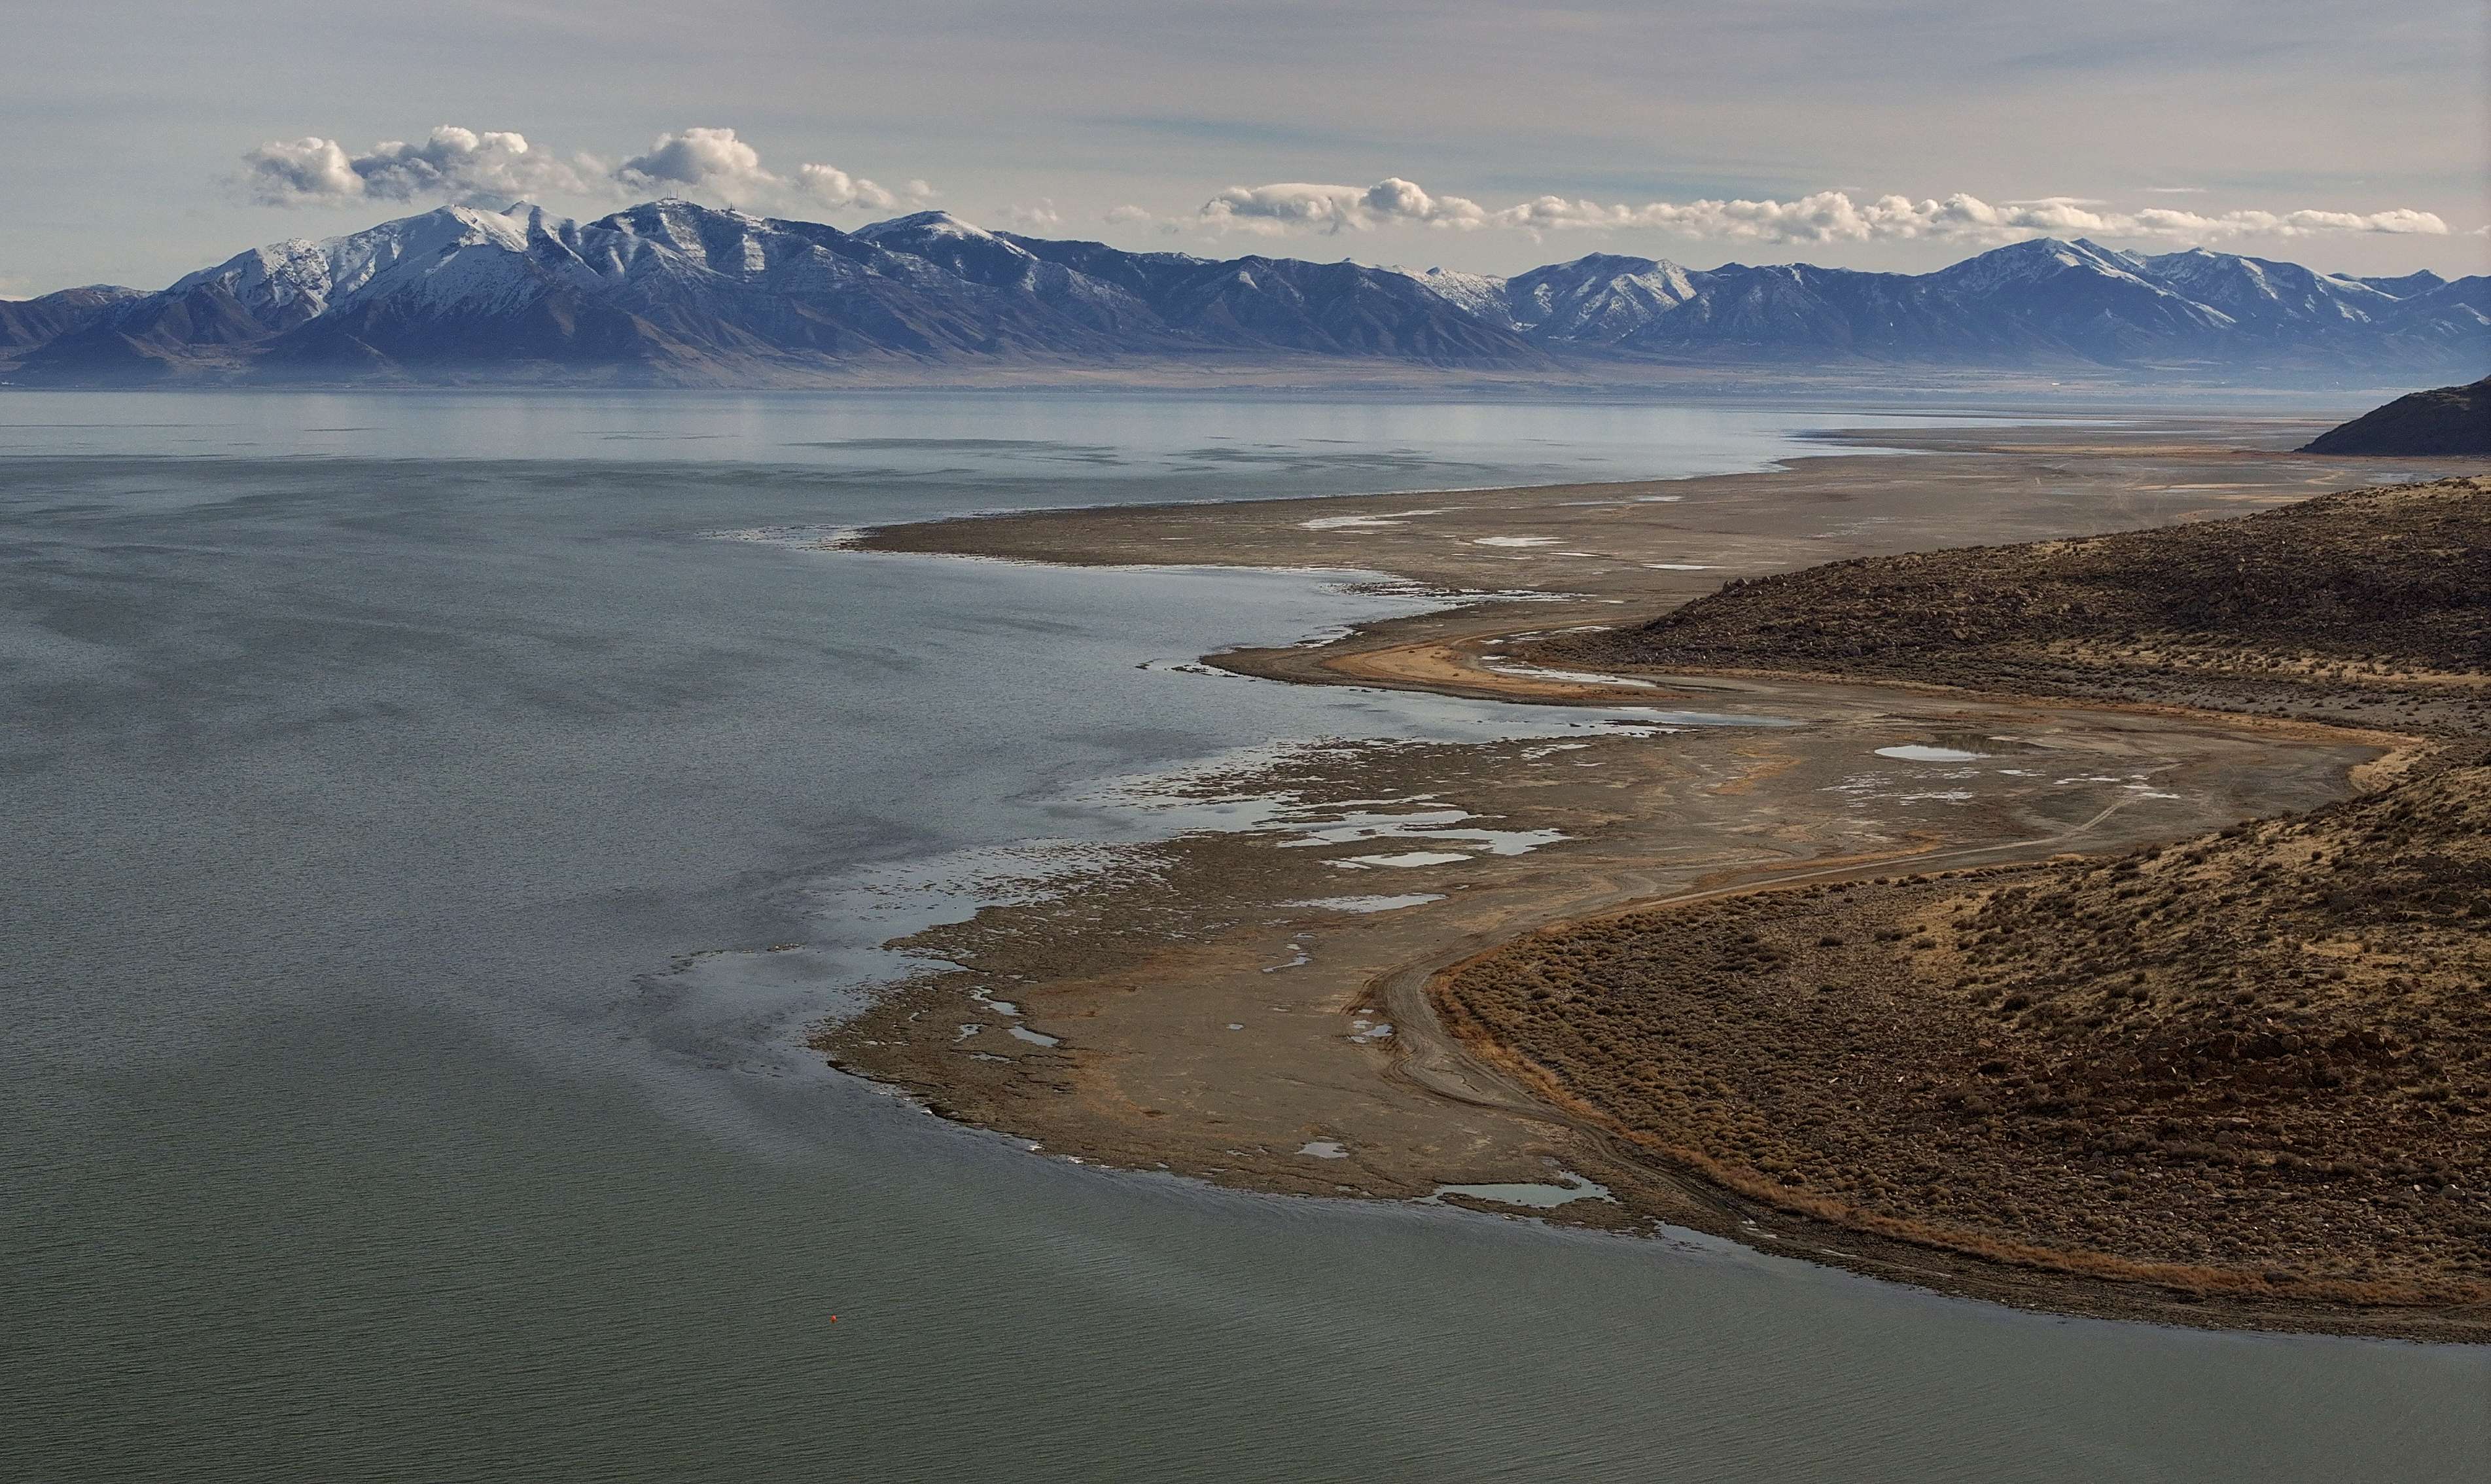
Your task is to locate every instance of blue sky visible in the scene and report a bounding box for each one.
[3,0,2482,295]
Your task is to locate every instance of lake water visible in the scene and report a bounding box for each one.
[3,390,2482,1482]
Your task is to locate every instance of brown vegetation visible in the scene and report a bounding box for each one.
[1541,475,2491,730]
[1438,756,2491,1306]
[1449,476,2491,1316]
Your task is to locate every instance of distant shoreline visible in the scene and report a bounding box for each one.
[1,357,2443,400]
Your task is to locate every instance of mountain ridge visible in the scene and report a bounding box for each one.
[3,202,2482,387]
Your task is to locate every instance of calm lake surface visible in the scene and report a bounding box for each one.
[3,390,2482,1482]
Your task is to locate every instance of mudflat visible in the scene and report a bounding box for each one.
[819,416,2491,1339]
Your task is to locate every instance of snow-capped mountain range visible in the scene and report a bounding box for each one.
[3,201,2482,385]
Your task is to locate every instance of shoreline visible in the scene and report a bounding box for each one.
[816,420,2491,1341]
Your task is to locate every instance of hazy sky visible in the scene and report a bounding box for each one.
[4,0,2484,296]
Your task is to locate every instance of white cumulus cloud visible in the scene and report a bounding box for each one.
[1199,179,1492,234]
[597,128,932,213]
[993,200,1063,231]
[612,127,775,198]
[237,125,932,215]
[794,165,929,211]
[239,128,586,207]
[1194,181,2452,246]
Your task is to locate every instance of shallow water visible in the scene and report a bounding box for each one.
[3,389,2482,1482]
[1428,1173,1616,1209]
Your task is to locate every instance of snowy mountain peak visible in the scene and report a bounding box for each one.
[1930,236,2159,295]
[2130,246,2411,327]
[1401,253,1702,338]
[2351,270,2448,298]
[164,204,549,321]
[853,210,993,243]
[1404,265,1511,322]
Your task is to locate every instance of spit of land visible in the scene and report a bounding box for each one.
[815,415,2491,1340]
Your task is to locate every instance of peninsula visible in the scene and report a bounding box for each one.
[816,417,2491,1339]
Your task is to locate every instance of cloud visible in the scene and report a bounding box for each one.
[1193,181,2451,245]
[239,128,586,207]
[796,166,931,211]
[1198,178,1491,234]
[612,127,775,198]
[994,200,1064,231]
[597,128,933,212]
[1103,203,1185,236]
[238,125,931,214]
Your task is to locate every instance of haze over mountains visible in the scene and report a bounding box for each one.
[2,200,2482,387]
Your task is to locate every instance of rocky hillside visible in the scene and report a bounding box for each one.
[2301,377,2491,455]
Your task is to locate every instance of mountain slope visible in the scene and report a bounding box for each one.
[2138,247,2403,328]
[0,285,145,353]
[997,231,1546,362]
[1404,237,2486,370]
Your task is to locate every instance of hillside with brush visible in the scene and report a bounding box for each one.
[1437,754,2491,1320]
[1474,474,2491,1332]
[1540,476,2490,731]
